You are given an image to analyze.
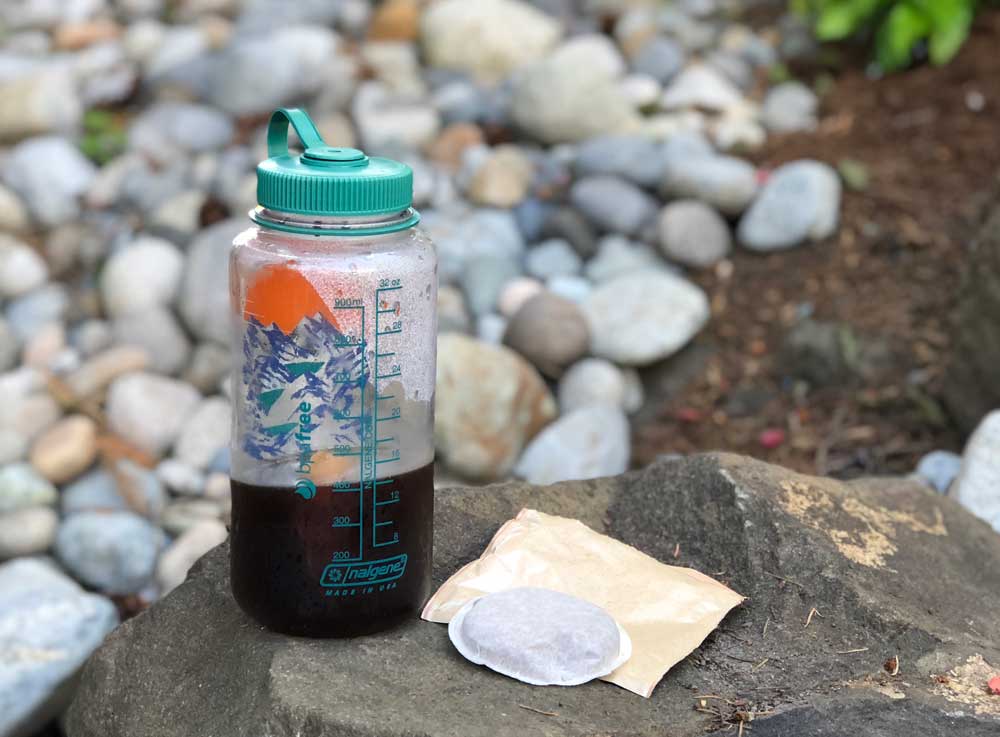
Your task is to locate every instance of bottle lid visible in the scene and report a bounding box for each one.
[255,108,413,217]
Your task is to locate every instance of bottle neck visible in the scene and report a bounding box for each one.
[249,206,420,237]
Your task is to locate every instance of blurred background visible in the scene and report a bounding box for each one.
[3,0,1000,735]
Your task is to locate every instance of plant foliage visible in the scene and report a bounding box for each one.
[794,0,977,71]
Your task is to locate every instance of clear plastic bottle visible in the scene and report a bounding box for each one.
[228,109,437,637]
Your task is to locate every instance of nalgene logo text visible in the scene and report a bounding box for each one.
[320,554,408,588]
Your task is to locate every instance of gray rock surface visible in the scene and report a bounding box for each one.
[502,292,589,377]
[1,136,96,228]
[570,176,658,235]
[67,454,1000,736]
[179,218,245,345]
[55,511,165,594]
[1,558,118,737]
[657,199,731,268]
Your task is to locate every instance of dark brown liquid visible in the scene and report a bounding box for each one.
[230,462,433,637]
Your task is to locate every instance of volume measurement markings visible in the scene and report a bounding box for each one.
[373,283,403,548]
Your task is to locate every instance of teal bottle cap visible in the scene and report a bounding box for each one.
[256,108,414,217]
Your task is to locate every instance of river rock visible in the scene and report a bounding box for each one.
[738,160,841,251]
[29,415,98,485]
[0,558,117,737]
[631,36,685,83]
[584,235,663,283]
[99,236,184,317]
[502,293,589,378]
[435,334,556,479]
[558,357,633,413]
[0,183,30,233]
[661,153,758,216]
[466,145,533,208]
[62,470,124,516]
[429,209,524,284]
[353,81,441,152]
[459,254,521,318]
[515,405,630,484]
[761,81,818,133]
[661,63,744,111]
[4,285,69,342]
[421,0,561,82]
[657,199,732,268]
[65,345,150,400]
[511,35,638,144]
[0,235,49,299]
[524,238,581,279]
[173,397,231,471]
[0,463,57,514]
[0,506,59,560]
[546,274,591,304]
[496,277,544,319]
[128,102,234,163]
[1,136,97,228]
[475,313,507,345]
[106,372,201,457]
[574,134,666,189]
[180,218,244,345]
[67,454,1000,737]
[112,307,192,376]
[155,519,228,595]
[570,176,658,236]
[0,319,18,374]
[916,450,962,494]
[161,498,224,537]
[952,410,1000,532]
[182,342,231,394]
[540,206,598,259]
[110,458,167,521]
[156,459,206,497]
[55,511,165,594]
[0,67,82,143]
[583,271,709,365]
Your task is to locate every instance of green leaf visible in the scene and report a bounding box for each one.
[876,2,932,71]
[816,2,863,40]
[925,0,974,64]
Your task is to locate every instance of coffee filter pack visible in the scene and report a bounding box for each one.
[423,509,745,697]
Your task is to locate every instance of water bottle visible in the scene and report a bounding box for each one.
[228,108,437,637]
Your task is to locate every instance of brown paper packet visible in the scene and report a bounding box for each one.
[422,509,745,697]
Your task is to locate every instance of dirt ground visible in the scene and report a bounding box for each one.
[633,11,1000,477]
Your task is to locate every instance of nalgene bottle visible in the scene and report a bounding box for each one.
[228,108,437,637]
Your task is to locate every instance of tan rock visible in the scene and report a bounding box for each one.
[29,414,98,484]
[427,123,484,172]
[53,19,122,50]
[368,0,421,41]
[156,519,229,594]
[435,334,556,480]
[467,145,534,208]
[66,345,150,399]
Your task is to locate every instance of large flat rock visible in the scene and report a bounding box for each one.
[67,454,1000,736]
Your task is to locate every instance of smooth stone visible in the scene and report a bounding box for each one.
[65,345,150,400]
[1,136,96,228]
[546,274,592,304]
[661,153,758,216]
[631,36,685,83]
[558,357,632,413]
[496,277,545,319]
[4,284,69,342]
[916,450,962,494]
[0,431,27,466]
[173,397,231,472]
[361,40,426,97]
[466,145,534,208]
[206,27,338,116]
[514,406,630,484]
[22,322,66,369]
[0,183,30,233]
[368,0,420,41]
[436,285,471,334]
[620,73,662,109]
[110,458,167,521]
[28,415,98,485]
[129,102,234,163]
[156,459,206,497]
[0,463,57,514]
[573,134,666,189]
[952,411,1000,532]
[182,342,230,395]
[55,511,165,594]
[706,49,753,90]
[738,160,841,251]
[584,235,663,283]
[70,319,113,358]
[0,506,59,560]
[511,35,638,144]
[539,207,598,259]
[99,236,184,317]
[0,235,48,299]
[570,176,657,235]
[661,63,744,111]
[61,470,124,516]
[420,0,561,81]
[435,334,556,479]
[712,115,766,152]
[475,313,508,345]
[155,519,228,595]
[161,499,223,537]
[503,293,589,378]
[657,199,732,268]
[762,81,819,133]
[106,372,201,458]
[180,218,245,345]
[0,558,117,737]
[112,307,192,376]
[352,81,441,152]
[427,209,524,284]
[525,238,582,279]
[459,254,522,318]
[583,271,709,366]
[0,66,81,143]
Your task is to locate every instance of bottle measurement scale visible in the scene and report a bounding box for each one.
[323,279,407,590]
